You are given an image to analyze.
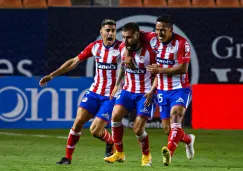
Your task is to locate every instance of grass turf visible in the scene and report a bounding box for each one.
[1,128,243,171]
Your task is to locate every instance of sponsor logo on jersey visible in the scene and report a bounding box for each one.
[125,68,146,74]
[156,58,175,65]
[97,62,117,70]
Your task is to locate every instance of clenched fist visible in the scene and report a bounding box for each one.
[39,75,53,87]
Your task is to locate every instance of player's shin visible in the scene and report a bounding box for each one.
[111,121,124,152]
[136,131,150,155]
[66,128,81,160]
[167,123,183,156]
[180,130,192,144]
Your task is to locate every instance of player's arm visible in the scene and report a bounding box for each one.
[147,40,190,75]
[144,48,158,106]
[140,31,156,44]
[116,63,125,87]
[110,63,125,100]
[39,42,94,87]
[148,62,189,75]
[144,76,158,107]
[51,56,81,77]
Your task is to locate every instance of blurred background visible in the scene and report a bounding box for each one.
[0,0,243,129]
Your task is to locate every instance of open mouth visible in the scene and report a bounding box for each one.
[107,37,113,41]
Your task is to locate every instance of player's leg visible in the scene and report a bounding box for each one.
[157,90,172,166]
[134,95,155,166]
[56,91,99,165]
[56,108,93,164]
[160,102,192,144]
[90,98,116,158]
[104,90,135,163]
[163,88,195,165]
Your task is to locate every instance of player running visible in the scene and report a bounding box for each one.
[141,14,195,166]
[104,22,157,166]
[39,19,121,164]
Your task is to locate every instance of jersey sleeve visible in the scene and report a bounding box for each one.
[147,45,157,64]
[177,40,191,64]
[77,42,94,61]
[140,31,156,44]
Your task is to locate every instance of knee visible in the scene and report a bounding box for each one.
[90,125,102,138]
[133,125,143,135]
[171,110,184,118]
[111,111,122,122]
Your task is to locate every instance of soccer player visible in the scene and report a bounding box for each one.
[104,22,157,166]
[39,19,121,164]
[142,14,195,166]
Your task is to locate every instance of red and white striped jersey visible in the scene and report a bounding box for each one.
[78,40,121,96]
[141,32,191,91]
[119,43,156,94]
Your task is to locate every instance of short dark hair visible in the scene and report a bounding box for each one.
[122,22,140,33]
[156,14,172,26]
[101,19,116,27]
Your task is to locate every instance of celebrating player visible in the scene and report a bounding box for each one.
[39,19,121,164]
[141,14,195,166]
[104,22,157,166]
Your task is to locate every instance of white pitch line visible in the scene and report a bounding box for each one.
[0,132,67,139]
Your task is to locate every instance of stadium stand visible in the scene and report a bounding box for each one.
[48,0,72,7]
[119,0,143,7]
[0,0,23,8]
[23,0,47,8]
[191,0,215,7]
[216,0,240,7]
[167,0,191,7]
[143,0,167,7]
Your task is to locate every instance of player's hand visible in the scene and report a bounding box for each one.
[110,85,118,100]
[144,91,154,107]
[39,75,53,87]
[147,64,160,74]
[124,50,136,70]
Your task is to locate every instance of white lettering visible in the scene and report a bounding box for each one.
[17,60,32,77]
[235,43,243,59]
[212,36,233,59]
[210,68,231,82]
[0,59,13,74]
[60,88,78,121]
[237,69,243,82]
[25,88,58,121]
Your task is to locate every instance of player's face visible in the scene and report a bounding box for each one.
[155,22,172,43]
[100,24,116,46]
[122,30,139,51]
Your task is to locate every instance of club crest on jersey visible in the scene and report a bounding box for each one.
[111,49,120,56]
[97,62,117,70]
[169,46,176,53]
[125,68,146,74]
[139,56,145,63]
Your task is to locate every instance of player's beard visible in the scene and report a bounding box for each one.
[126,43,137,51]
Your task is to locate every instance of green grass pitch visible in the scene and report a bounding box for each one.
[1,128,243,171]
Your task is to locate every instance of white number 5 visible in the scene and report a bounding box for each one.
[157,94,163,103]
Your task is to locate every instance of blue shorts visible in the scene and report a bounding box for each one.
[157,87,191,120]
[79,91,115,123]
[115,90,156,118]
